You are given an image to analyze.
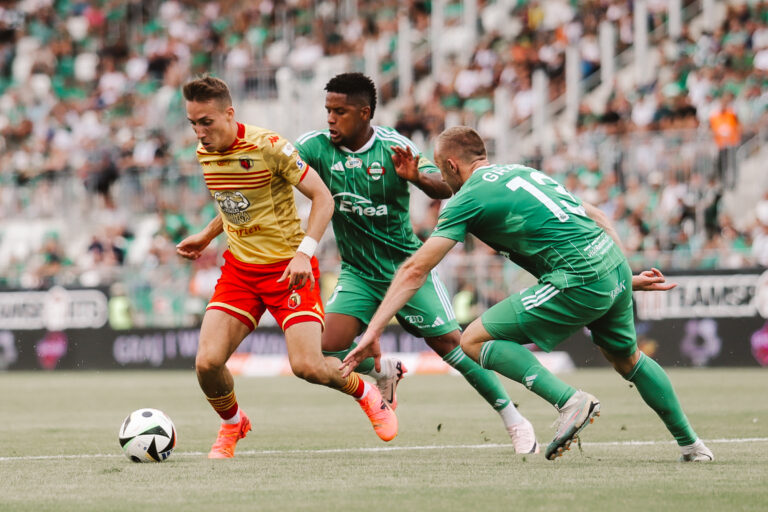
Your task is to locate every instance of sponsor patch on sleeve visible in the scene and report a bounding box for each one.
[282,142,296,156]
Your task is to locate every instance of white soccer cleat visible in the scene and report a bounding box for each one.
[545,390,601,460]
[374,357,407,410]
[507,417,540,454]
[679,439,714,462]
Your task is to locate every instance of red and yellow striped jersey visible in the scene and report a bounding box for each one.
[196,122,310,264]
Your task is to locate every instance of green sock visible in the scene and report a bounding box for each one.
[443,346,511,411]
[624,352,698,446]
[480,340,575,408]
[323,342,375,374]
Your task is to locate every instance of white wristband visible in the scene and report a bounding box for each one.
[297,236,318,258]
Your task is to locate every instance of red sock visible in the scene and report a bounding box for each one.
[341,373,366,399]
[207,390,239,420]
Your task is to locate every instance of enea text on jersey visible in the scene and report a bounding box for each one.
[333,192,388,217]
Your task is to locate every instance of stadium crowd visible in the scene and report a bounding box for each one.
[1,0,767,327]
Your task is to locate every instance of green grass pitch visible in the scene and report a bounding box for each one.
[1,368,766,511]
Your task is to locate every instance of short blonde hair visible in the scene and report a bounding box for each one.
[436,126,487,163]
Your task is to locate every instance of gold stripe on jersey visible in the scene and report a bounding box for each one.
[196,122,310,264]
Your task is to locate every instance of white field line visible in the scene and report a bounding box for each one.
[1,437,766,462]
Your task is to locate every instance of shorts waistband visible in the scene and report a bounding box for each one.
[223,249,317,271]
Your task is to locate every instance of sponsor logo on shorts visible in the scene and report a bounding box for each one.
[610,281,626,300]
[404,314,441,329]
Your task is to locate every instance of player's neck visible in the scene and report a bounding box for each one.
[345,126,374,152]
[468,159,491,175]
[218,121,240,152]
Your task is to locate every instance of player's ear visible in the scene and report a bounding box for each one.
[360,105,371,121]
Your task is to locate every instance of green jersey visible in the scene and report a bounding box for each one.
[296,126,437,282]
[432,164,625,288]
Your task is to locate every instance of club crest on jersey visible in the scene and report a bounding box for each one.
[214,191,251,224]
[366,162,385,181]
[345,157,363,169]
[288,291,301,309]
[239,158,253,170]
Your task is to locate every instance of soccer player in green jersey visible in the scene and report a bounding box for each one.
[343,126,714,462]
[295,73,539,453]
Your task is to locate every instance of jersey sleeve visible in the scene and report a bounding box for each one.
[295,133,316,168]
[417,155,441,175]
[263,131,309,186]
[430,192,479,243]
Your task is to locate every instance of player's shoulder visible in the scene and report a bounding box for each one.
[373,125,419,152]
[238,124,278,147]
[241,124,297,156]
[296,129,331,147]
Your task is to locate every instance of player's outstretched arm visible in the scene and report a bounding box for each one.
[176,214,223,260]
[391,146,452,199]
[278,168,333,290]
[632,267,677,291]
[340,236,457,376]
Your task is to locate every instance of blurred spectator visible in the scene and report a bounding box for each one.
[709,91,741,189]
[452,280,478,326]
[108,282,134,330]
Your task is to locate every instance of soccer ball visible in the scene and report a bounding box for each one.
[118,408,177,463]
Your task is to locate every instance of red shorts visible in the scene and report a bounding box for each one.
[207,250,325,331]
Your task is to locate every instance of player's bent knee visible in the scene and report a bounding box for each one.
[459,337,482,362]
[195,350,228,376]
[290,360,331,385]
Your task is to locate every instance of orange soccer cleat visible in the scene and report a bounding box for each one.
[208,411,252,459]
[357,384,398,442]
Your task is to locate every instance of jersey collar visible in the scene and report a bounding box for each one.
[338,125,378,154]
[223,122,246,152]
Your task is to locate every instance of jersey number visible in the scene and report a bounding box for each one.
[506,171,586,222]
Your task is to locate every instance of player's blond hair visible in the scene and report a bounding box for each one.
[436,126,487,164]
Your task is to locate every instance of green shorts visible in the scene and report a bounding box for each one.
[326,268,460,338]
[481,261,637,357]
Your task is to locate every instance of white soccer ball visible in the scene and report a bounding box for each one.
[118,408,177,463]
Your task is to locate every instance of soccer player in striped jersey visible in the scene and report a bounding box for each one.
[176,76,397,458]
[295,73,538,453]
[344,126,713,462]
